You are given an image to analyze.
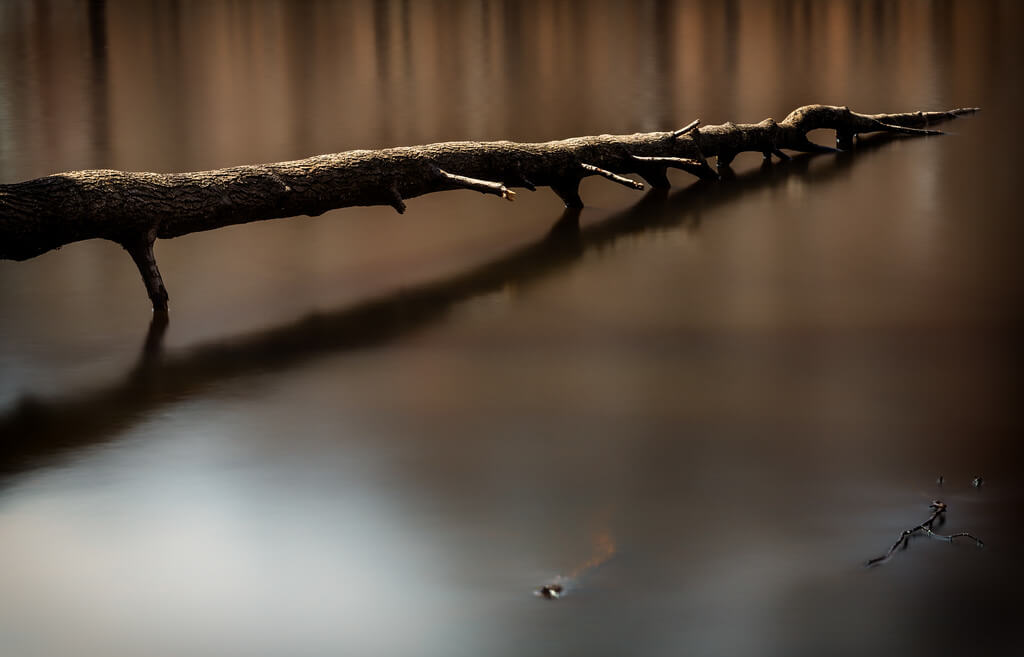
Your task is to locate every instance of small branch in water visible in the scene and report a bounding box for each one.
[120,231,169,312]
[0,103,977,311]
[865,500,984,567]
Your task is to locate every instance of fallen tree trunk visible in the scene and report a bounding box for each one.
[0,104,976,311]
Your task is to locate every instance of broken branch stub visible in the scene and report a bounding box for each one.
[0,104,977,311]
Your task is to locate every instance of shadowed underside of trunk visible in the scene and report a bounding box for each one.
[0,104,976,312]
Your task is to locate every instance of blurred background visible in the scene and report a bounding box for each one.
[1,1,1021,656]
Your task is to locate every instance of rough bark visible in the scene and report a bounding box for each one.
[0,104,976,311]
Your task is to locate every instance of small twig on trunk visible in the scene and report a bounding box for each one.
[865,500,984,567]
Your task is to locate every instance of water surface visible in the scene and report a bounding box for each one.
[1,2,1022,656]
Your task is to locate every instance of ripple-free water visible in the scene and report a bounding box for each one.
[1,2,1022,655]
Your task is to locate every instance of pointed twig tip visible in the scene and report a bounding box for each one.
[579,163,644,190]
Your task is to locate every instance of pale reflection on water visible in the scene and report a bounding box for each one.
[1,1,1022,656]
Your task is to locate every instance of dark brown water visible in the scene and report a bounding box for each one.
[1,1,1022,655]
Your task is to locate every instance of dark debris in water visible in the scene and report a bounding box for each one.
[866,499,984,567]
[535,583,563,600]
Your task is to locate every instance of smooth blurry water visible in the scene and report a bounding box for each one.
[1,2,1022,656]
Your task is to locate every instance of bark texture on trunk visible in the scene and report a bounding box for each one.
[0,104,976,310]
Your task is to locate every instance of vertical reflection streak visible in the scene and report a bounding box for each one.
[87,0,110,166]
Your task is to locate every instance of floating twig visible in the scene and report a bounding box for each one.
[866,500,984,567]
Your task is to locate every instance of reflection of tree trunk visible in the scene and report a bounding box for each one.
[0,104,974,310]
